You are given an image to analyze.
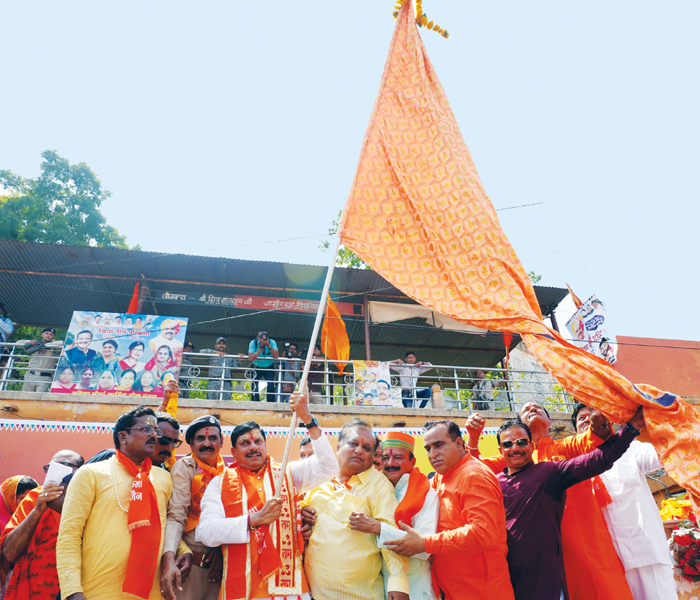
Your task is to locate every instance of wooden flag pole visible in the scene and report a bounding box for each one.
[274,234,342,498]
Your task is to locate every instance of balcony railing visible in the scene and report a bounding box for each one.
[0,342,574,412]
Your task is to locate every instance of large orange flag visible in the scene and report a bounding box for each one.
[321,295,350,374]
[340,0,700,513]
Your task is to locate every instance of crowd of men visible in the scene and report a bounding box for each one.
[0,387,680,600]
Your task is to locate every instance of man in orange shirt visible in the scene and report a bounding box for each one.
[466,403,634,600]
[385,420,514,600]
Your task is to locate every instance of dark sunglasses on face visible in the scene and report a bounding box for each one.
[500,438,530,449]
[158,436,183,448]
[43,460,80,473]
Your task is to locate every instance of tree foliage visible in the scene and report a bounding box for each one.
[0,150,130,248]
[528,271,542,285]
[319,210,371,270]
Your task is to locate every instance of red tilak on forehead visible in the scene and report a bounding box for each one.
[202,427,215,436]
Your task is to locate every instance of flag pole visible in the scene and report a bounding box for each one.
[274,233,342,498]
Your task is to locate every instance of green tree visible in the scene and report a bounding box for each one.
[528,271,542,285]
[319,210,371,270]
[0,150,130,248]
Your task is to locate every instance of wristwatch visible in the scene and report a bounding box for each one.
[624,422,641,436]
[302,417,319,430]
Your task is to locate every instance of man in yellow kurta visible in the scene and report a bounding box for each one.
[57,406,173,600]
[301,418,409,600]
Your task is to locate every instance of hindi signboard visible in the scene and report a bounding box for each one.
[52,311,188,397]
[352,360,392,407]
[565,296,618,365]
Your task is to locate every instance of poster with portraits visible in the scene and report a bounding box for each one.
[565,295,618,365]
[352,360,392,407]
[51,311,188,397]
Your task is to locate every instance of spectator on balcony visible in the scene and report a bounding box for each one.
[91,339,121,373]
[472,369,505,411]
[19,327,64,393]
[248,329,279,403]
[0,303,14,367]
[390,351,433,408]
[279,342,302,403]
[63,330,97,367]
[179,341,195,399]
[302,344,325,404]
[202,337,240,401]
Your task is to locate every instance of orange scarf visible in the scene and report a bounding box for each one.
[591,475,613,508]
[185,454,225,532]
[221,459,303,599]
[116,450,161,599]
[395,467,431,528]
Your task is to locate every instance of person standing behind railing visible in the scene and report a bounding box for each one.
[301,345,325,404]
[390,351,433,408]
[247,329,279,402]
[201,337,240,401]
[18,327,64,393]
[279,342,302,403]
[179,341,195,398]
[0,302,15,374]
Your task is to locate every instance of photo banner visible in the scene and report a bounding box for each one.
[52,311,188,398]
[353,360,393,406]
[565,295,618,365]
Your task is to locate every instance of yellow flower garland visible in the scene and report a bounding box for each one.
[393,0,449,39]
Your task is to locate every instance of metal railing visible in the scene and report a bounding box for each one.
[0,342,575,412]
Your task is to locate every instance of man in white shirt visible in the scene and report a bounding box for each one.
[390,351,433,408]
[196,392,338,600]
[573,403,676,600]
[349,431,438,600]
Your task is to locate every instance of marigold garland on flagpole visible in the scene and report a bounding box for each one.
[393,0,449,38]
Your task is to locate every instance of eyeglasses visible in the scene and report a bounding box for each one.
[125,426,163,437]
[43,460,80,473]
[500,438,530,449]
[158,436,183,448]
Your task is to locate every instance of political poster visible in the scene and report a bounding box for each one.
[353,360,392,407]
[565,296,618,365]
[51,311,188,397]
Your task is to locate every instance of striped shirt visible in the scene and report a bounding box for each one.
[303,467,409,600]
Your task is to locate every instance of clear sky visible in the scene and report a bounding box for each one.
[2,1,698,341]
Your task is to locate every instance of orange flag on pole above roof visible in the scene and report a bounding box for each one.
[321,295,350,375]
[340,0,700,515]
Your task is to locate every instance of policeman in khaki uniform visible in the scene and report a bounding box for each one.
[20,327,64,392]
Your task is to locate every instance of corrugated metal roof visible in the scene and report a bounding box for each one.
[0,240,568,368]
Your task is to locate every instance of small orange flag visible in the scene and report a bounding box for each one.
[321,295,350,375]
[566,284,583,309]
[127,282,140,314]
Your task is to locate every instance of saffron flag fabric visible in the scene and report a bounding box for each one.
[339,0,700,515]
[321,295,350,374]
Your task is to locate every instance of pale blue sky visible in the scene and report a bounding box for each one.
[2,1,698,341]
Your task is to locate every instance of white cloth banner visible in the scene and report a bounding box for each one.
[368,301,486,335]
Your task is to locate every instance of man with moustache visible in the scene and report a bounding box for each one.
[161,415,226,600]
[302,419,409,600]
[572,404,676,600]
[62,330,97,367]
[466,403,634,600]
[19,327,65,392]
[0,450,84,600]
[201,337,240,401]
[349,432,439,600]
[57,406,173,600]
[197,392,337,600]
[385,420,514,600]
[150,412,182,471]
[494,410,644,600]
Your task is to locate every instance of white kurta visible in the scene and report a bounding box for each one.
[378,472,439,600]
[599,440,677,600]
[196,434,338,600]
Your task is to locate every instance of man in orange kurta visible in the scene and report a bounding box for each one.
[385,420,514,600]
[467,403,634,600]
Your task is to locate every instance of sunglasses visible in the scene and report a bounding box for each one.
[43,460,80,473]
[500,438,530,449]
[158,436,183,448]
[125,426,163,437]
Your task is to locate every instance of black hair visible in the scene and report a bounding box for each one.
[374,435,382,453]
[288,342,298,350]
[496,420,532,446]
[571,403,588,430]
[424,420,464,445]
[155,411,180,430]
[405,350,416,358]
[231,421,266,449]
[16,476,39,496]
[76,329,93,339]
[131,370,156,392]
[58,366,74,376]
[155,345,174,361]
[128,341,145,351]
[338,418,373,447]
[102,339,118,350]
[113,405,156,449]
[300,436,312,447]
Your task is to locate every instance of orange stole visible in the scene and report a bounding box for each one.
[395,467,430,528]
[220,461,304,599]
[185,455,225,532]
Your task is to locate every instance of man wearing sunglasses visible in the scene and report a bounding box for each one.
[150,412,182,471]
[495,408,645,600]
